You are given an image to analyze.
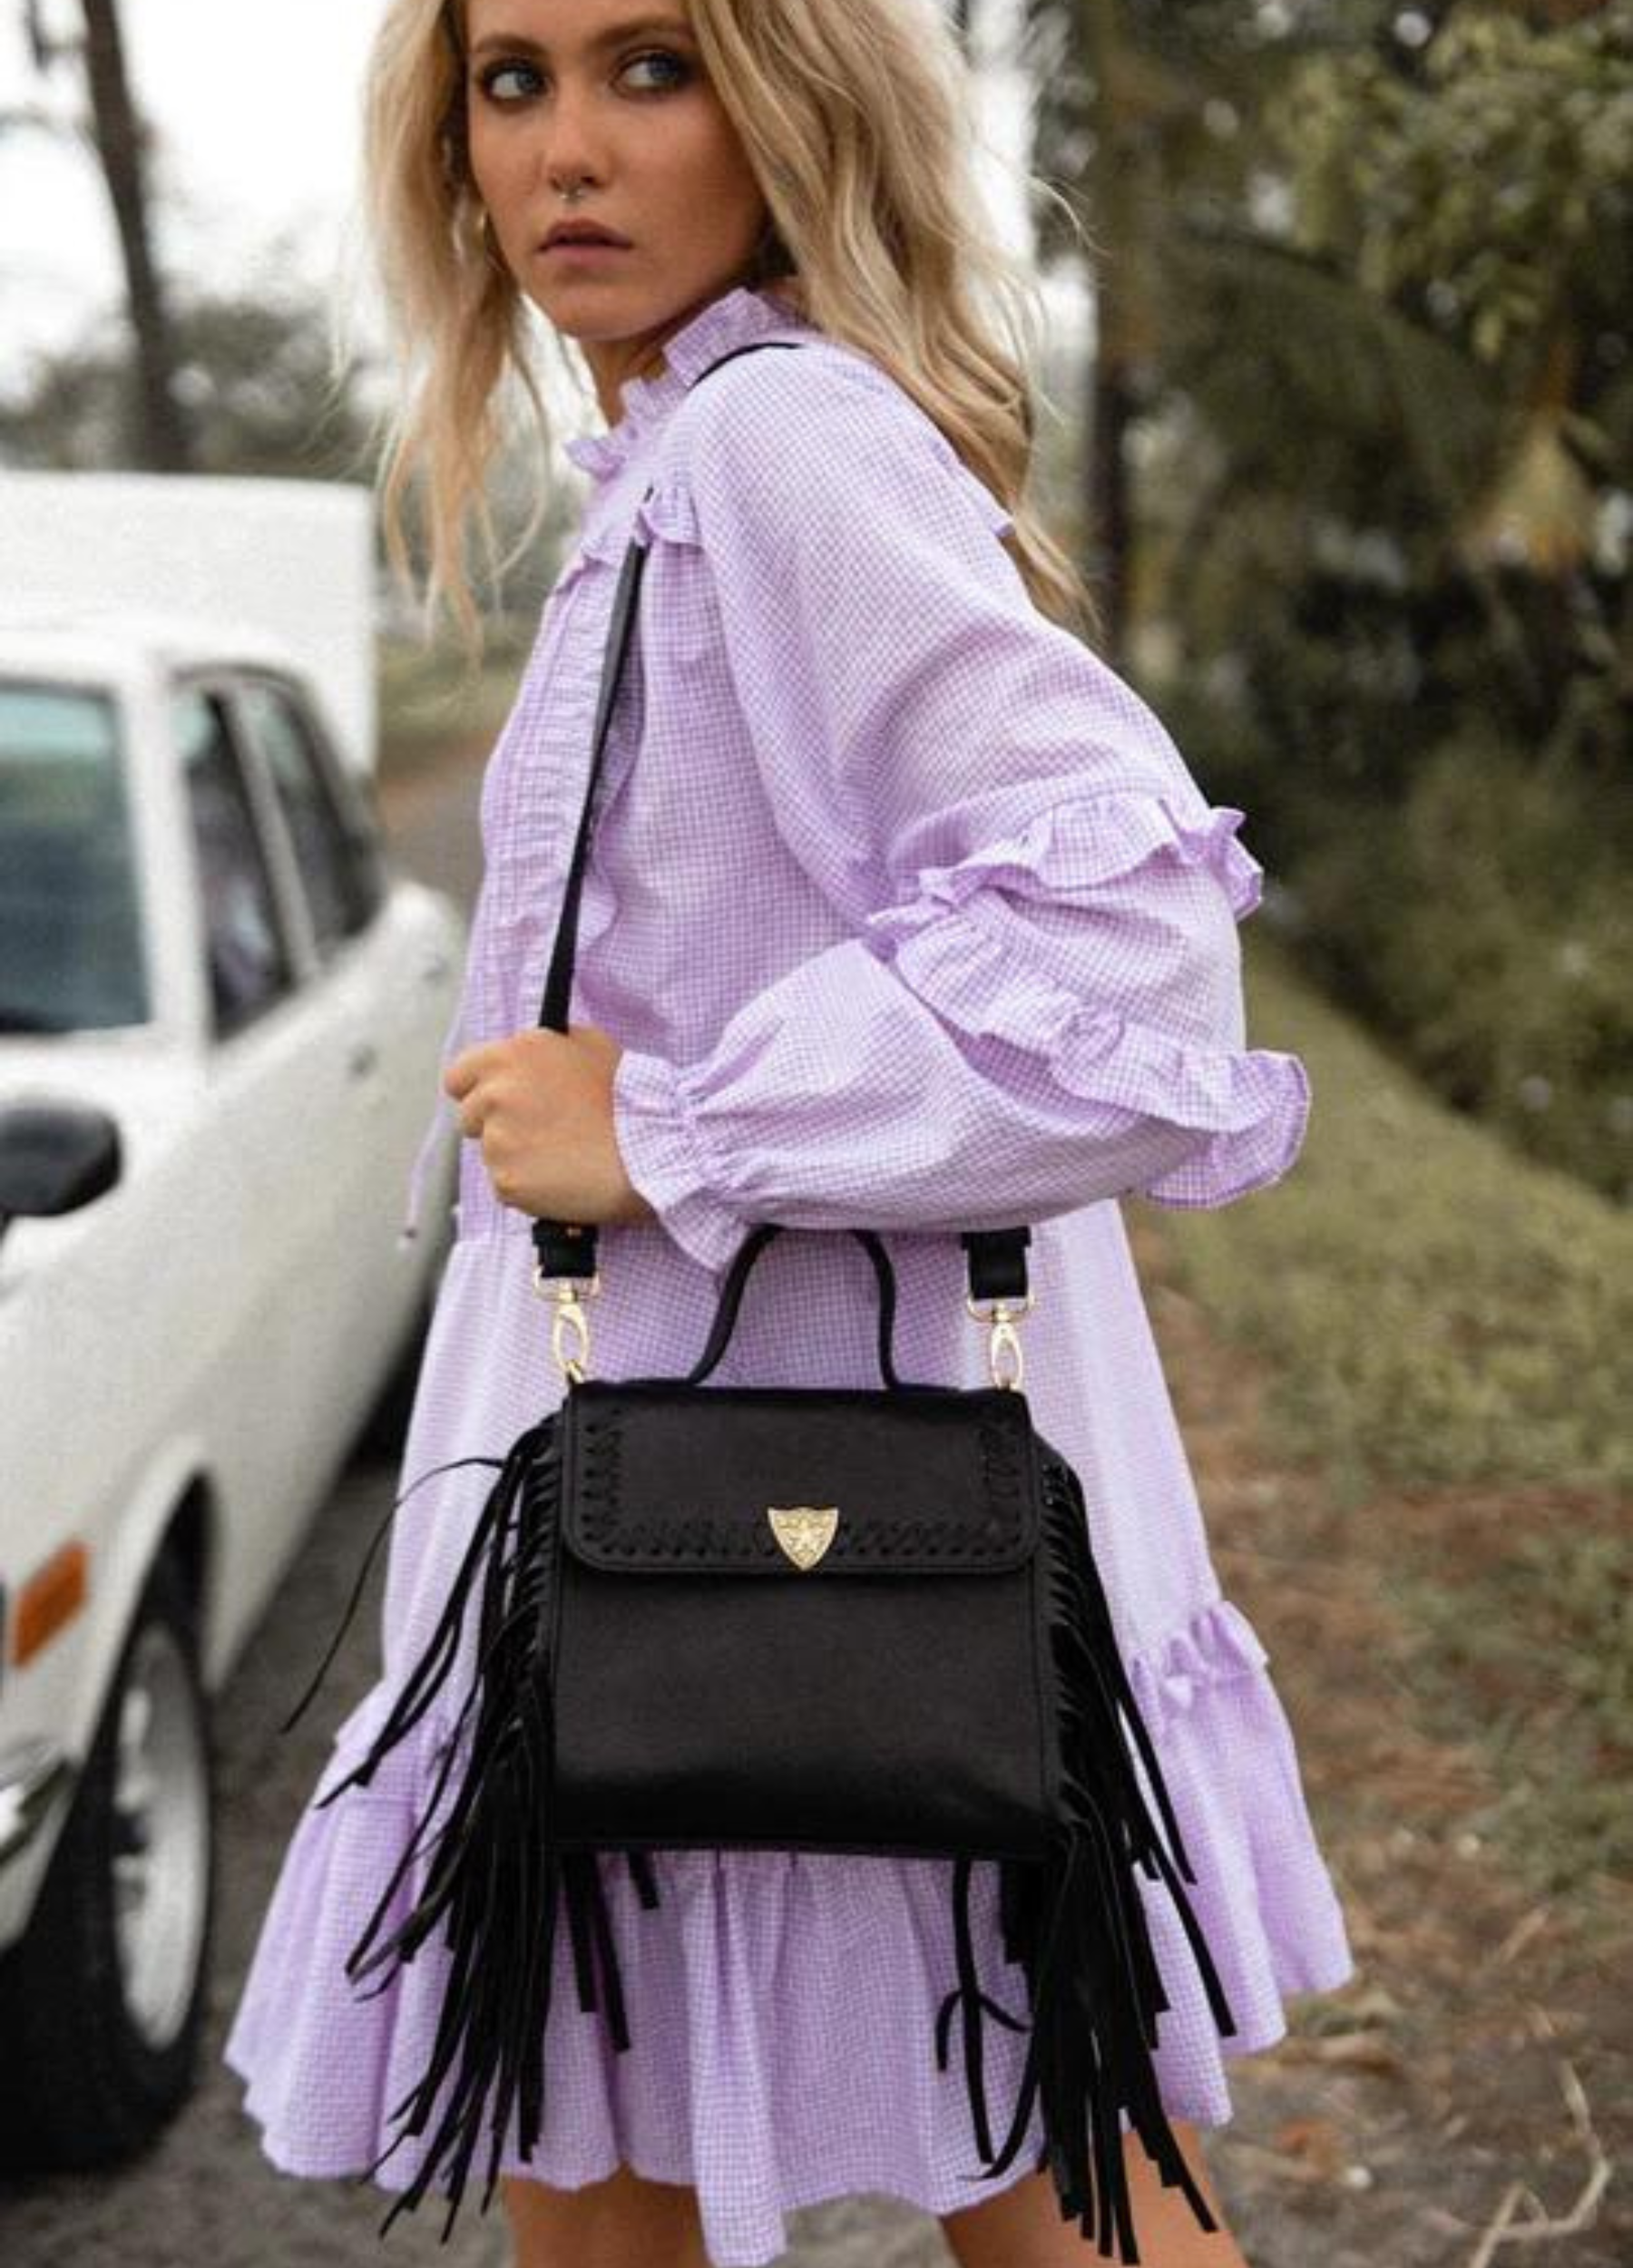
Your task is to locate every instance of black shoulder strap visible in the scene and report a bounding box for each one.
[531,337,1031,1305]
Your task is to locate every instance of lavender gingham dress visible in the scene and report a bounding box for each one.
[223,281,1354,2264]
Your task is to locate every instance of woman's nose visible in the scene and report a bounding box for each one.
[532,81,608,191]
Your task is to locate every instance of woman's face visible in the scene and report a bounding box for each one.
[462,0,773,418]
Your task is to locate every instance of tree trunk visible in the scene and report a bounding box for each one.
[78,0,191,469]
[1078,0,1139,665]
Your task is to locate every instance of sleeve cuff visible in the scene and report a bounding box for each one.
[611,1046,752,1273]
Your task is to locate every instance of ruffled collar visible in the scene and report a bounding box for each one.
[562,282,814,483]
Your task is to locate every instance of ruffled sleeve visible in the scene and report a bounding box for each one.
[611,347,1310,1273]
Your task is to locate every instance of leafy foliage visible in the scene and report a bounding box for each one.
[1020,0,1632,1199]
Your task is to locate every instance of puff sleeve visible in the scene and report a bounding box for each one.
[611,347,1310,1273]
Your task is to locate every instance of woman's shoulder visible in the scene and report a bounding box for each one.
[648,327,1013,548]
[679,327,911,451]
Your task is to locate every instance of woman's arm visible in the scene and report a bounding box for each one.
[611,347,1309,1273]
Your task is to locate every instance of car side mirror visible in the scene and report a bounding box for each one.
[0,1101,123,1256]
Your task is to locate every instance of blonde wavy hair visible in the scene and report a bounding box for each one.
[358,0,1099,651]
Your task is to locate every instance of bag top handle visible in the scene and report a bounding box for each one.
[528,334,1032,1316]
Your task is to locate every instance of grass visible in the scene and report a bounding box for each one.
[1157,926,1633,1507]
[1150,924,1633,1892]
[1394,1515,1633,1896]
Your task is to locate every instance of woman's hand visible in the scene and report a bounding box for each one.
[443,1025,656,1227]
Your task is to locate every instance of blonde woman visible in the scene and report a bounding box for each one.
[223,1,1355,2263]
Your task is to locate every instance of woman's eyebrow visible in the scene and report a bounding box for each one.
[469,17,696,60]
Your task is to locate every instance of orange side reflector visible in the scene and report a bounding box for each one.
[12,1543,89,1668]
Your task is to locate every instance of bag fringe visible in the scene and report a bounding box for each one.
[290,1415,580,2237]
[283,1422,1240,2255]
[279,1414,667,2239]
[933,1455,1239,2262]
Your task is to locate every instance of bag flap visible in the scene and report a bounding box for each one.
[560,1378,1040,1575]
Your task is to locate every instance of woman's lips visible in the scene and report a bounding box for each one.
[541,237,633,259]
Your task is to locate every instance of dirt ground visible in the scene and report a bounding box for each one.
[1122,1209,1631,2268]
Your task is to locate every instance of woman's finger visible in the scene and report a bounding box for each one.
[443,1041,493,1100]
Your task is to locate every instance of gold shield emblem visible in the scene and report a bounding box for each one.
[767,1505,839,1570]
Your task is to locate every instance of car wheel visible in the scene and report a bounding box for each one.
[0,1546,215,2173]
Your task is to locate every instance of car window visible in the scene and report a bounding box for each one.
[0,680,148,1034]
[175,689,293,1039]
[236,681,382,958]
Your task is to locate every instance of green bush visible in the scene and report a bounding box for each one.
[1290,732,1633,1206]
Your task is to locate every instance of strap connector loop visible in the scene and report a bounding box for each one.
[964,1287,1034,1391]
[533,1262,601,1383]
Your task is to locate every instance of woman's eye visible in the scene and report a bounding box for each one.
[476,60,543,103]
[621,48,691,93]
[474,50,691,105]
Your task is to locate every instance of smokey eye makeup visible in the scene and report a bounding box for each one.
[473,46,696,103]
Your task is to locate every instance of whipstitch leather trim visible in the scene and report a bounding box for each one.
[564,1397,1036,1569]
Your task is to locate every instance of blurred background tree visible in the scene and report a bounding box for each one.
[15,0,192,465]
[1022,0,1631,1200]
[0,269,376,477]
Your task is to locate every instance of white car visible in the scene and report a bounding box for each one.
[0,614,464,2170]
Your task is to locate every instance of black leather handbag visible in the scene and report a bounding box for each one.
[285,336,1239,2261]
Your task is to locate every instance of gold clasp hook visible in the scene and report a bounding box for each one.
[964,1286,1034,1391]
[533,1260,601,1383]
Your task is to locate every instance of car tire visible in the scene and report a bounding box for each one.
[0,1546,215,2174]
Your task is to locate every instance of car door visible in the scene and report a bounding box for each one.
[171,678,352,1605]
[225,673,455,1363]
